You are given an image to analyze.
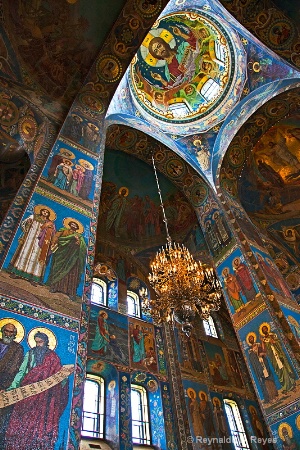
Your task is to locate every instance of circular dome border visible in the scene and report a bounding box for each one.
[129,9,246,133]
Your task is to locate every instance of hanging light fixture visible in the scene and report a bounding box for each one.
[141,155,222,337]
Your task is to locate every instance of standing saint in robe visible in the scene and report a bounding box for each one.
[5,330,69,450]
[260,324,296,394]
[9,205,56,285]
[47,218,87,301]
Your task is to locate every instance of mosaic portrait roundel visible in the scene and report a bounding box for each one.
[129,11,240,128]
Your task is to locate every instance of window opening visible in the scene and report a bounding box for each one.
[224,399,250,450]
[82,375,105,438]
[91,278,107,306]
[203,315,218,338]
[127,290,141,318]
[131,385,151,445]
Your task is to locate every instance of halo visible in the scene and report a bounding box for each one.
[287,315,299,327]
[98,310,108,319]
[63,217,84,234]
[140,28,176,68]
[249,405,257,415]
[222,267,230,277]
[0,318,25,343]
[198,390,208,400]
[296,414,300,431]
[108,380,116,390]
[87,122,99,131]
[259,322,271,336]
[212,397,221,406]
[34,205,56,221]
[71,114,83,122]
[246,332,257,345]
[118,186,129,196]
[78,159,94,171]
[59,148,75,159]
[186,387,196,399]
[147,379,158,392]
[27,327,57,350]
[278,422,293,440]
[232,256,240,266]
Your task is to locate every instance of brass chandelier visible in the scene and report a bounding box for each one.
[142,156,222,337]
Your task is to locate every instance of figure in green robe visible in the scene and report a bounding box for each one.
[260,325,296,394]
[47,219,87,301]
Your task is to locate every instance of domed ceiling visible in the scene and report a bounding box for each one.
[129,9,246,133]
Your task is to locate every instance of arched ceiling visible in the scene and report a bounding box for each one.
[100,123,213,273]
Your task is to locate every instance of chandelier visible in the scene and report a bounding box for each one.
[141,156,222,337]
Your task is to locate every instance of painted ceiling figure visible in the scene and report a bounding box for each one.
[106,187,128,238]
[149,27,198,88]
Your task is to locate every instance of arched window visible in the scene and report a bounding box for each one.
[91,278,107,306]
[131,384,151,445]
[127,290,141,318]
[200,78,220,101]
[203,316,218,338]
[82,374,105,438]
[224,399,250,450]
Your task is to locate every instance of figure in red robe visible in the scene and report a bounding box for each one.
[5,331,69,450]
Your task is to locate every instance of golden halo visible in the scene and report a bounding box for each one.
[222,267,230,277]
[186,387,196,399]
[288,315,299,327]
[34,205,56,221]
[0,318,25,343]
[259,322,271,336]
[59,148,75,159]
[98,310,108,319]
[87,122,99,131]
[108,380,116,390]
[27,327,57,350]
[249,405,257,415]
[278,422,293,440]
[63,217,84,234]
[212,397,221,406]
[253,62,261,72]
[78,159,94,171]
[246,332,257,345]
[147,379,158,392]
[199,390,208,400]
[232,256,240,266]
[118,186,129,196]
[295,414,300,431]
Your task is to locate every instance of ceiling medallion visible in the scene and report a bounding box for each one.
[129,10,246,133]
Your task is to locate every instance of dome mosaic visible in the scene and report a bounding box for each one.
[129,10,246,133]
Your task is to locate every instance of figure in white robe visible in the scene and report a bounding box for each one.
[9,206,56,284]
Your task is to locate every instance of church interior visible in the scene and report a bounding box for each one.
[0,0,300,449]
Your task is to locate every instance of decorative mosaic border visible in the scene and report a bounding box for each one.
[0,294,79,331]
